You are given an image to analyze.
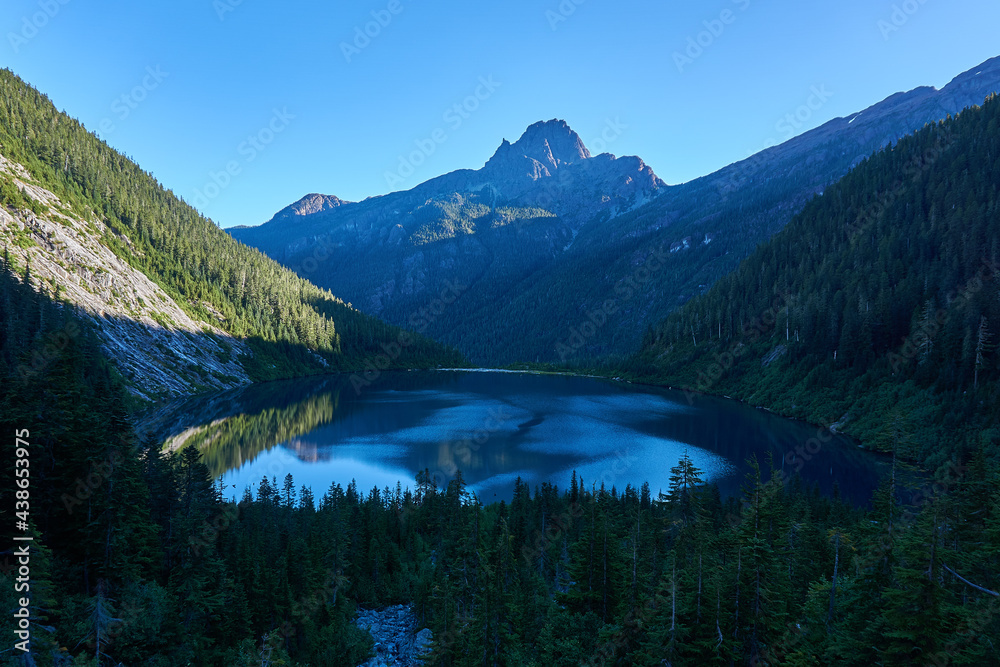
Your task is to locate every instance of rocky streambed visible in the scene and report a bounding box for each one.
[355,605,433,666]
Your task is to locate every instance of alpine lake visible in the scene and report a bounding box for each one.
[137,370,889,504]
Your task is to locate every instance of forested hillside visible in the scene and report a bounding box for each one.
[0,69,463,395]
[3,272,997,667]
[629,94,1000,470]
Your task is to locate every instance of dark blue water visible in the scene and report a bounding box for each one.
[138,370,888,504]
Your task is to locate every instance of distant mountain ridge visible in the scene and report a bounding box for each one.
[248,117,663,229]
[712,55,1000,196]
[272,193,351,222]
[229,118,665,362]
[231,55,1000,365]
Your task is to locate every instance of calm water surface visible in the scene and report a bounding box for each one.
[138,370,888,504]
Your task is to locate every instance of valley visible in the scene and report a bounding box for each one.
[1,26,999,667]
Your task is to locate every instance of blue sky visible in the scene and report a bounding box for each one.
[3,0,999,228]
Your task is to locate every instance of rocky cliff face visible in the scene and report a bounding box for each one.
[355,605,433,667]
[0,152,251,402]
[473,120,663,207]
[482,118,592,182]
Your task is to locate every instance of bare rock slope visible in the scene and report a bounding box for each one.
[0,152,251,401]
[355,605,433,666]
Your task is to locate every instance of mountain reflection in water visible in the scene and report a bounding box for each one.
[137,371,889,504]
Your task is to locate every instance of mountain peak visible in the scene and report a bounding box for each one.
[515,118,592,165]
[484,119,592,179]
[271,193,349,223]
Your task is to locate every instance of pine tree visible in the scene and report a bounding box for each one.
[974,315,992,389]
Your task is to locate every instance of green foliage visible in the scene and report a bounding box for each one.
[0,171,27,209]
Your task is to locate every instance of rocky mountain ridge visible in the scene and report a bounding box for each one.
[231,56,1000,365]
[229,119,665,362]
[244,117,662,231]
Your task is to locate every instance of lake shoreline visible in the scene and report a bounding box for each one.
[137,362,887,468]
[141,368,889,508]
